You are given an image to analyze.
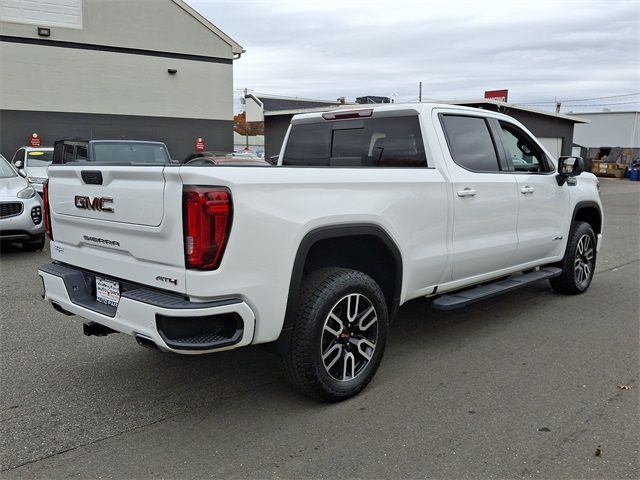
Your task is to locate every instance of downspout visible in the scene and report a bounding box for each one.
[633,112,638,150]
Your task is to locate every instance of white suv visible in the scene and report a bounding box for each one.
[11,146,54,193]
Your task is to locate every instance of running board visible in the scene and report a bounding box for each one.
[432,267,562,310]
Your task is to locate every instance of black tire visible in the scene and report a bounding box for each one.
[283,268,388,402]
[22,236,45,252]
[550,221,596,294]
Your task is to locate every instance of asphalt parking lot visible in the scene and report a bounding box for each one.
[1,178,638,479]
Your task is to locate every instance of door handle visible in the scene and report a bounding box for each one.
[457,187,477,197]
[520,186,535,194]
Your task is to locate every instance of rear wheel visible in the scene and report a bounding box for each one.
[284,268,388,401]
[550,221,596,294]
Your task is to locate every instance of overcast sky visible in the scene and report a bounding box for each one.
[191,0,639,113]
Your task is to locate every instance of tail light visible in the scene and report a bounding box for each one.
[43,179,53,240]
[182,186,232,270]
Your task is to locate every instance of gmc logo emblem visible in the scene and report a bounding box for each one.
[74,195,114,212]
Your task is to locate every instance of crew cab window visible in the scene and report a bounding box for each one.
[92,142,169,164]
[282,116,427,167]
[283,123,331,166]
[499,122,550,173]
[441,115,500,172]
[62,144,76,163]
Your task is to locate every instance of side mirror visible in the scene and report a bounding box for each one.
[269,155,279,165]
[556,156,584,186]
[14,160,23,169]
[18,169,27,178]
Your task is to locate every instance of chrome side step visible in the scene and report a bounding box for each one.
[432,267,562,310]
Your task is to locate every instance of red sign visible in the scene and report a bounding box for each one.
[484,89,509,102]
[195,137,205,152]
[29,132,42,147]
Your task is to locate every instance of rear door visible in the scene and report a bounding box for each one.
[47,145,186,293]
[438,113,519,281]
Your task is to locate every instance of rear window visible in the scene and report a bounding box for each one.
[92,142,169,165]
[26,151,53,167]
[282,116,427,167]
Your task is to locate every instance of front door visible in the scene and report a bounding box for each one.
[497,121,569,264]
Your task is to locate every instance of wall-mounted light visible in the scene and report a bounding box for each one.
[37,27,51,37]
[167,68,177,75]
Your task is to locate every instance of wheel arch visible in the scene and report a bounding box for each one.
[282,224,403,331]
[572,201,603,235]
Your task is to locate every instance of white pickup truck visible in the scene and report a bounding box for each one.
[39,103,603,401]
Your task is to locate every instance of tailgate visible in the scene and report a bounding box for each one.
[47,165,187,294]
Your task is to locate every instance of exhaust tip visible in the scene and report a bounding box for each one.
[52,302,75,316]
[135,334,159,350]
[83,321,117,337]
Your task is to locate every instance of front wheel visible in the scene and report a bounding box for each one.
[550,221,596,294]
[284,268,388,401]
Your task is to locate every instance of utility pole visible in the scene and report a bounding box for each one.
[244,87,249,151]
[419,82,422,103]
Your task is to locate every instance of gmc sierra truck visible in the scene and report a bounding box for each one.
[38,103,603,401]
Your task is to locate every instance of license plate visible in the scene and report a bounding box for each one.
[96,276,120,307]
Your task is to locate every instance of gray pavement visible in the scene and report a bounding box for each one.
[1,178,638,479]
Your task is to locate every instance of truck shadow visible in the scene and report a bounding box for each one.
[3,278,572,471]
[53,279,558,411]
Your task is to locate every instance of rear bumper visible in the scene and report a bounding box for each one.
[38,262,255,354]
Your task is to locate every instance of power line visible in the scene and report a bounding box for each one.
[560,101,640,107]
[516,92,640,105]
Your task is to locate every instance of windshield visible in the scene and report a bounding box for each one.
[26,150,53,167]
[92,142,169,165]
[0,157,17,178]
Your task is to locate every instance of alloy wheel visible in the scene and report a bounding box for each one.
[574,234,594,289]
[320,293,378,382]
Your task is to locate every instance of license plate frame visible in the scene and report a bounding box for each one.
[95,276,120,307]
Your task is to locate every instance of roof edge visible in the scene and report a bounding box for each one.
[447,99,590,123]
[171,0,244,55]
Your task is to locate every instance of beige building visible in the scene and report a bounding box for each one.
[0,0,243,160]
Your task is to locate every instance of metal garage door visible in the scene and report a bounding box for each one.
[538,137,563,160]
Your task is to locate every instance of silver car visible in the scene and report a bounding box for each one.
[0,154,45,251]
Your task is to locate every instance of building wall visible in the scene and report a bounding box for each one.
[0,0,238,160]
[465,104,576,157]
[0,110,233,162]
[573,112,640,148]
[0,42,233,119]
[0,0,234,58]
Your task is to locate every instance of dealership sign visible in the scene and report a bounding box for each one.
[28,132,42,147]
[484,89,509,102]
[195,137,205,151]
